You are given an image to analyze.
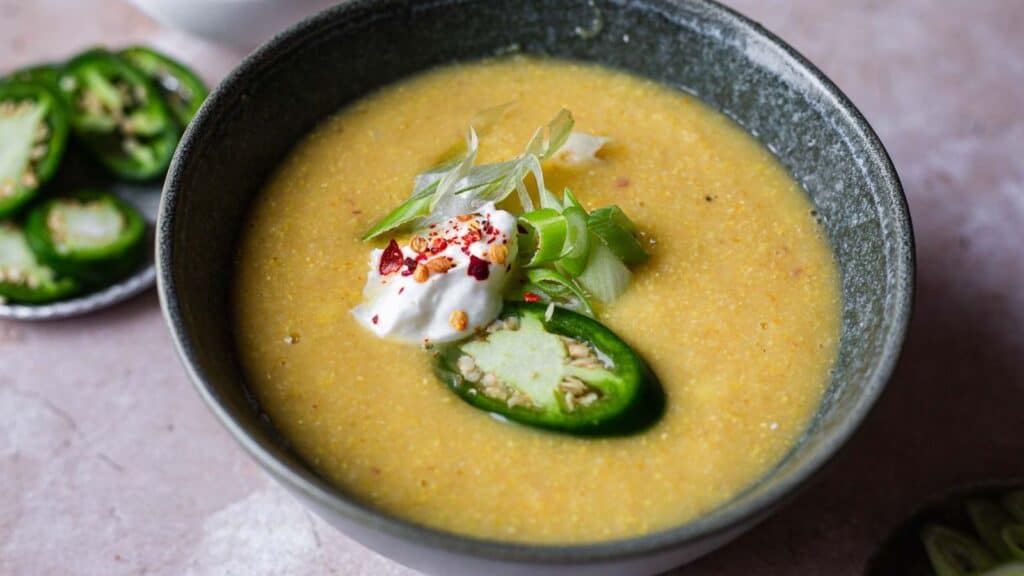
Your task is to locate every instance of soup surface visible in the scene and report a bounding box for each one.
[235,57,840,543]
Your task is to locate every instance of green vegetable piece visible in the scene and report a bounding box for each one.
[25,190,146,285]
[518,208,567,267]
[1005,525,1024,561]
[562,188,583,210]
[434,302,661,434]
[360,185,437,241]
[921,524,997,576]
[59,49,179,180]
[0,81,70,218]
[120,46,208,128]
[968,498,1018,560]
[524,267,593,316]
[0,222,77,303]
[5,64,62,92]
[558,204,590,276]
[980,563,1024,576]
[1005,491,1024,522]
[588,205,649,265]
[363,109,576,240]
[575,240,632,303]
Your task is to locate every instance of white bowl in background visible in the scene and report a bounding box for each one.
[128,0,341,49]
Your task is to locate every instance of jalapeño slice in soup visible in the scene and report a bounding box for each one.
[435,302,660,433]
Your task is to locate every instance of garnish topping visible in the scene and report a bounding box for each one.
[467,255,490,281]
[378,239,403,275]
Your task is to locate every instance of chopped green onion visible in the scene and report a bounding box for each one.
[588,205,649,265]
[525,268,594,316]
[979,562,1024,576]
[922,524,997,576]
[363,110,576,240]
[967,499,1017,560]
[359,185,436,241]
[428,128,479,212]
[575,240,632,303]
[518,208,566,267]
[361,129,479,240]
[537,108,574,160]
[558,205,590,276]
[539,186,562,210]
[1004,525,1024,560]
[562,188,583,210]
[1004,491,1024,522]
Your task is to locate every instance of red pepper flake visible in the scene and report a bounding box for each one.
[616,176,631,188]
[404,257,418,270]
[523,292,541,302]
[379,239,403,275]
[371,315,379,325]
[467,255,490,281]
[429,238,448,254]
[398,287,405,294]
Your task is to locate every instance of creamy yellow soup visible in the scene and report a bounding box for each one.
[234,57,840,543]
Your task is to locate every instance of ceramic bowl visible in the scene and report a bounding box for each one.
[157,1,915,574]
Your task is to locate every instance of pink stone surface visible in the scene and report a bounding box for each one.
[1,1,1021,574]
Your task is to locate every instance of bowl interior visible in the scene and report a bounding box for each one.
[159,0,913,560]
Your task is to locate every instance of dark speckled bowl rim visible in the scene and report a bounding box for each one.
[157,0,915,565]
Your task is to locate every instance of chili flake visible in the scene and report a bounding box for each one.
[378,239,403,275]
[467,255,490,281]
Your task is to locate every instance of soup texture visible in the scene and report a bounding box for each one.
[234,57,840,543]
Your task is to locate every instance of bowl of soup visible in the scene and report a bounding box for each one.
[157,1,914,574]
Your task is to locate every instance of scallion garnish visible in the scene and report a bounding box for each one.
[524,268,594,316]
[518,208,568,267]
[557,205,590,276]
[588,205,650,265]
[362,108,651,317]
[362,109,574,240]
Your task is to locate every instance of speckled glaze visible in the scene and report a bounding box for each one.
[157,1,914,574]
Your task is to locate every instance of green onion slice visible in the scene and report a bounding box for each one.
[575,240,631,303]
[525,268,594,316]
[588,205,649,265]
[922,524,997,576]
[1005,491,1024,522]
[967,499,1018,560]
[1004,525,1024,561]
[562,188,583,211]
[363,109,577,240]
[558,205,590,276]
[518,208,567,267]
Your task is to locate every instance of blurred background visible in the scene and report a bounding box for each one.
[0,1,1021,575]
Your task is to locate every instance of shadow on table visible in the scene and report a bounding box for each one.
[671,236,1024,575]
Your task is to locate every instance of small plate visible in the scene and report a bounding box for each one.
[865,479,1024,576]
[0,150,161,321]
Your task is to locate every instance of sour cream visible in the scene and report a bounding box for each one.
[352,203,517,344]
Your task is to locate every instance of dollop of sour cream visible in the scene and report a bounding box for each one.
[352,203,517,344]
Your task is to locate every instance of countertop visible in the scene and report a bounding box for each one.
[1,1,1022,574]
